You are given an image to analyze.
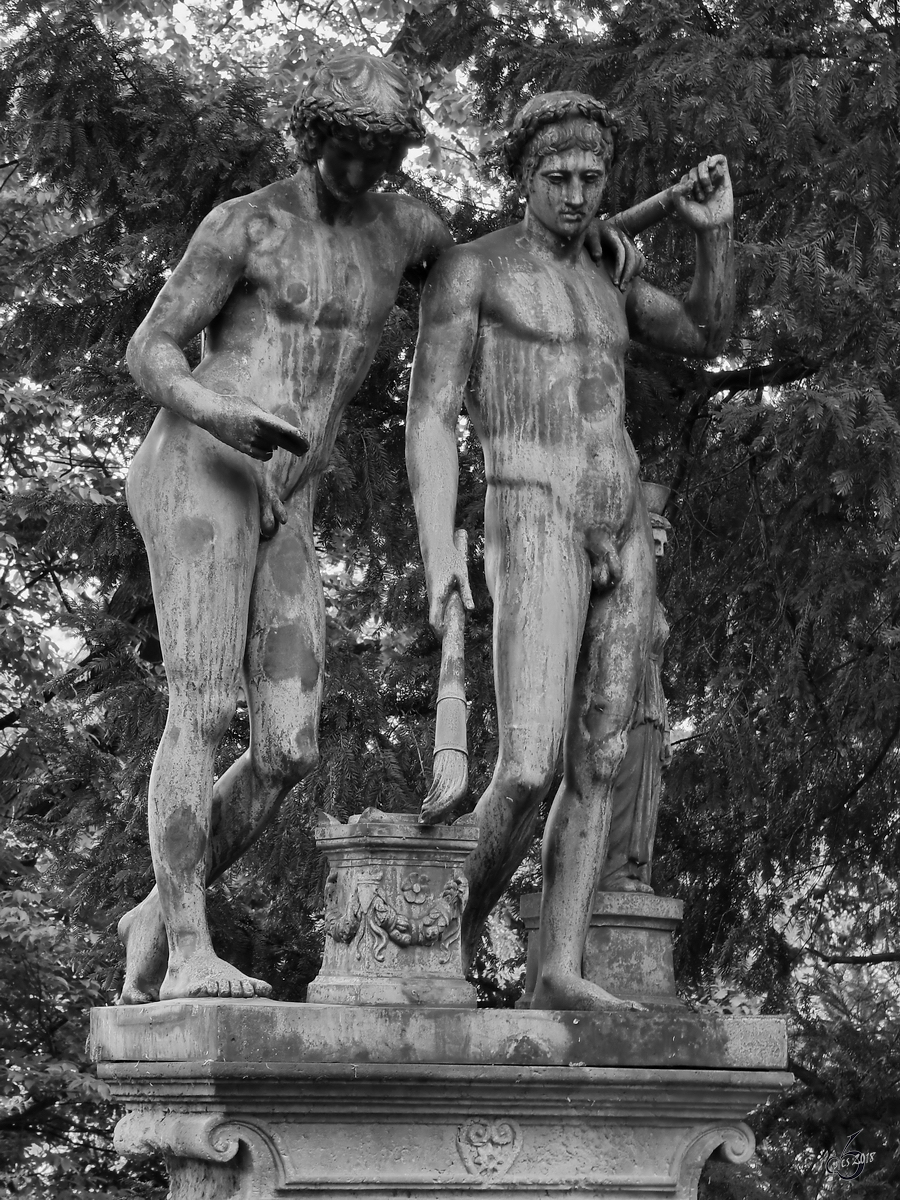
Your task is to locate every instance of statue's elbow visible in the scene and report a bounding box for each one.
[125,331,146,386]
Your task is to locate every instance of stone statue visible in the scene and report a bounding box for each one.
[117,52,457,1004]
[117,55,636,1006]
[598,482,672,894]
[406,92,734,1009]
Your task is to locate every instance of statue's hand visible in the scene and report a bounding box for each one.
[196,391,309,461]
[585,221,646,291]
[427,545,473,637]
[669,155,733,232]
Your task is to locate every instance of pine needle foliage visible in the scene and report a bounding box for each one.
[3,0,900,1193]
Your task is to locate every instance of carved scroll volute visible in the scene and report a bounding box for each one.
[677,1122,756,1198]
[113,1111,240,1163]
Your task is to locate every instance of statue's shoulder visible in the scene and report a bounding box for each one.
[374,192,451,245]
[444,225,522,282]
[193,180,293,245]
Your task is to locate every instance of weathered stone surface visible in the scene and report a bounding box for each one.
[91,1000,787,1071]
[521,890,685,1007]
[101,1056,792,1199]
[93,1003,791,1198]
[308,811,479,1007]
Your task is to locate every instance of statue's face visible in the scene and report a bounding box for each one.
[317,134,398,202]
[526,146,608,239]
[652,526,668,559]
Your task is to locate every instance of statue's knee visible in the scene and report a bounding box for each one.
[172,685,237,745]
[589,730,629,785]
[498,756,555,815]
[256,734,319,791]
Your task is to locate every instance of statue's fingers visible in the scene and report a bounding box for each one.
[429,595,445,636]
[268,423,309,457]
[458,571,474,611]
[611,234,626,288]
[620,236,644,286]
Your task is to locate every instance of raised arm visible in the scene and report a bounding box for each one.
[406,246,481,634]
[127,202,307,460]
[625,155,734,359]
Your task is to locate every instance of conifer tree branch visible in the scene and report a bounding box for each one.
[822,707,900,816]
[702,359,819,396]
[0,160,20,192]
[810,948,900,964]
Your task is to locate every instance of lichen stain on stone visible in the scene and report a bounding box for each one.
[262,624,320,686]
[163,805,207,874]
[174,515,216,554]
[576,374,606,416]
[268,538,306,595]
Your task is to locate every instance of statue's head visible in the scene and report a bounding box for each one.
[503,92,617,240]
[503,92,617,187]
[290,52,426,199]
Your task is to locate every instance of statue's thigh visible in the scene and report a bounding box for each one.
[129,444,259,687]
[576,530,655,734]
[243,514,325,740]
[489,496,590,741]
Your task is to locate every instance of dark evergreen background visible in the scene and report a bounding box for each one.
[1,0,898,1194]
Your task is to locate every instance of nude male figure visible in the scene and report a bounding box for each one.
[407,92,734,1010]
[118,53,455,1004]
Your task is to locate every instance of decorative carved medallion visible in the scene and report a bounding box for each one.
[456,1117,522,1179]
[323,868,468,963]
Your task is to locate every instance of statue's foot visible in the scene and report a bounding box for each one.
[600,876,654,894]
[532,971,645,1012]
[159,952,273,1001]
[598,863,654,894]
[115,896,168,1005]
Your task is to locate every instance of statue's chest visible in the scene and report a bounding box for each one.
[248,219,400,330]
[484,260,628,354]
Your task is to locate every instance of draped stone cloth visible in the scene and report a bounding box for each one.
[599,598,670,892]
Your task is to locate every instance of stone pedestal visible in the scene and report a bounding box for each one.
[309,809,479,1007]
[92,1001,792,1200]
[520,891,684,1008]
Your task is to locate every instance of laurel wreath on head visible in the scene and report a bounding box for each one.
[289,94,426,145]
[502,95,619,179]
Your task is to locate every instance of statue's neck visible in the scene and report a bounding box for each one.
[521,207,587,265]
[291,163,356,224]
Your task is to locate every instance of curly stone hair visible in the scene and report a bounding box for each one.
[289,52,426,168]
[503,91,618,184]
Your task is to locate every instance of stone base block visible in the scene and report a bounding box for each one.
[521,891,685,1007]
[92,1002,792,1199]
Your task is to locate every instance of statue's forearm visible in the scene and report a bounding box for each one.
[406,411,460,568]
[126,330,215,427]
[685,223,735,358]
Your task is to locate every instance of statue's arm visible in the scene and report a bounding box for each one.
[126,203,307,460]
[403,204,455,291]
[406,247,480,634]
[625,155,735,360]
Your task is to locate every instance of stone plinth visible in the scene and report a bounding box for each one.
[521,890,684,1008]
[92,1001,793,1200]
[309,810,479,1007]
